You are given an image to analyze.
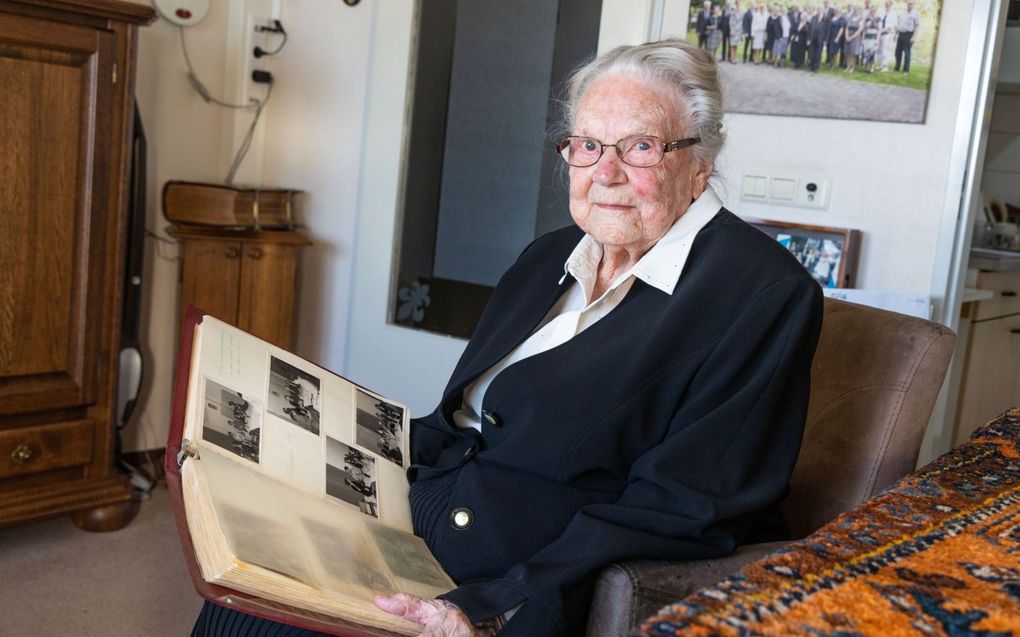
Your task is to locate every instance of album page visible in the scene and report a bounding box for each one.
[178,316,453,631]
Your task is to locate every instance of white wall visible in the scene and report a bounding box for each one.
[257,0,373,369]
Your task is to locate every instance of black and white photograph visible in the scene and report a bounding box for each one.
[325,438,379,518]
[355,389,405,467]
[267,356,321,435]
[201,378,261,463]
[685,0,942,123]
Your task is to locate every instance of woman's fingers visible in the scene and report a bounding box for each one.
[374,594,481,637]
[420,605,478,637]
[374,593,433,623]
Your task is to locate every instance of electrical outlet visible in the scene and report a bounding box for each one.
[242,15,274,104]
[795,176,831,210]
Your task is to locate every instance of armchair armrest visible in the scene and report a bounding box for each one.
[585,541,788,637]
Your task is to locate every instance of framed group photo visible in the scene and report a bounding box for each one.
[685,1,943,123]
[748,218,861,288]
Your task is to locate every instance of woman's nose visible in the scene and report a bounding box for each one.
[592,147,627,185]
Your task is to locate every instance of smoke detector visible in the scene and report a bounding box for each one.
[152,0,209,27]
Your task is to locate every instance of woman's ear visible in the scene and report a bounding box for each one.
[691,161,714,199]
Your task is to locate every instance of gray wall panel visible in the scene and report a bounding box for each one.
[432,0,558,286]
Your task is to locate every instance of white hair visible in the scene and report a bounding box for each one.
[561,39,725,168]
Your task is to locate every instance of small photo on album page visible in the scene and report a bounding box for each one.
[201,378,262,465]
[325,438,380,519]
[267,355,322,435]
[354,389,405,468]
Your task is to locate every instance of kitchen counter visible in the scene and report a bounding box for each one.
[962,287,995,303]
[970,246,1020,271]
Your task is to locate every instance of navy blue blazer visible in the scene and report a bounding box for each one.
[409,210,823,636]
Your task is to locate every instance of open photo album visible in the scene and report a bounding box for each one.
[165,307,454,637]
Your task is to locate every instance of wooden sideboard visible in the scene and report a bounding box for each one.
[167,226,311,350]
[0,0,154,530]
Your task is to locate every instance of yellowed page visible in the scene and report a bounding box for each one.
[181,456,427,635]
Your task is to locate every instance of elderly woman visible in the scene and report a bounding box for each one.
[192,39,822,637]
[375,38,822,637]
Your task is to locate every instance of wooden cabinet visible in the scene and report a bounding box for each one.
[0,0,153,530]
[168,226,311,350]
[955,271,1020,445]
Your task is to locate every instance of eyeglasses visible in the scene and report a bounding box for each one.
[555,135,701,168]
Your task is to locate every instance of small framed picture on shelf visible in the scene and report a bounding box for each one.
[746,219,861,288]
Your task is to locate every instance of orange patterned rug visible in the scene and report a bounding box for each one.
[632,409,1020,636]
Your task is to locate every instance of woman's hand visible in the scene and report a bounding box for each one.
[374,593,501,637]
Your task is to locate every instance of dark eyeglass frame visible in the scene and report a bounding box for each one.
[555,135,701,168]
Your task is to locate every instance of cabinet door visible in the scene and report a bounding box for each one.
[955,314,1020,445]
[238,243,298,349]
[180,239,242,327]
[0,12,116,415]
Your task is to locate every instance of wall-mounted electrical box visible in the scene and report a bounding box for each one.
[152,0,209,27]
[741,171,831,210]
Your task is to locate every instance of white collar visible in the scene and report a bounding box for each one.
[559,185,723,296]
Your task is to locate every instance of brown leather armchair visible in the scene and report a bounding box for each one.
[586,298,957,636]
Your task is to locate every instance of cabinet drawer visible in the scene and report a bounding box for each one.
[0,419,93,479]
[973,271,1020,321]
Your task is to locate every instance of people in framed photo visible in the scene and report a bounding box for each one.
[685,0,942,123]
[748,218,861,287]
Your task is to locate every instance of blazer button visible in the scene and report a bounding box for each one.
[450,507,474,530]
[481,409,502,428]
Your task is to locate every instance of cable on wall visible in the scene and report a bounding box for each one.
[176,25,274,185]
[225,81,273,185]
[178,26,262,110]
[254,20,288,58]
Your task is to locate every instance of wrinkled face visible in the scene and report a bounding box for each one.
[568,75,712,256]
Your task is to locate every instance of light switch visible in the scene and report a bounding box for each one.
[770,177,797,201]
[742,174,768,199]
